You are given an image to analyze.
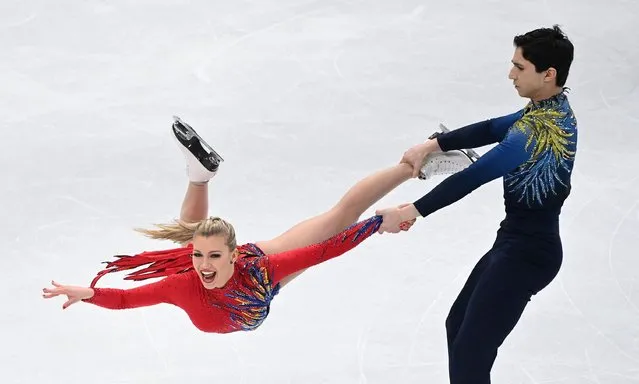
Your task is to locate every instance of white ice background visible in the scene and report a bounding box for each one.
[1,0,639,383]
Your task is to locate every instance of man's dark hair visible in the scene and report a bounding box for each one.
[514,25,574,87]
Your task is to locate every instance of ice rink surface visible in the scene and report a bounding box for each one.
[2,0,638,383]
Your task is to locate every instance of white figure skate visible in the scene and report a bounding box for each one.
[172,116,224,183]
[418,124,481,180]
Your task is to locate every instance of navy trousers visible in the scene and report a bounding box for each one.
[446,228,563,383]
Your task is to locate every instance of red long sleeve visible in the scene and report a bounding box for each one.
[266,216,382,284]
[82,271,239,333]
[83,273,185,309]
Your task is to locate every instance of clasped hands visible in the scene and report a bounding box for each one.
[376,139,438,234]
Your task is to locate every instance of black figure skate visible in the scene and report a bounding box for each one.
[172,116,224,183]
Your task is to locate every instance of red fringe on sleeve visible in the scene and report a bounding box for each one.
[90,244,194,288]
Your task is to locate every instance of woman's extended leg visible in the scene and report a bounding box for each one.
[180,182,210,223]
[172,116,222,228]
[256,162,415,286]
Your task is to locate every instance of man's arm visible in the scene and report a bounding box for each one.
[398,125,534,221]
[436,110,524,151]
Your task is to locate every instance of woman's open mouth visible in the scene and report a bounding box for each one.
[201,270,217,284]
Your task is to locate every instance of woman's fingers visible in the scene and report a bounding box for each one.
[62,298,79,310]
[43,281,90,309]
[42,286,62,298]
[399,220,414,231]
[42,291,59,299]
[42,282,68,299]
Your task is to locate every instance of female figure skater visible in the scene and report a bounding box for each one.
[42,117,471,334]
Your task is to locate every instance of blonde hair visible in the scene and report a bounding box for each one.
[135,216,237,249]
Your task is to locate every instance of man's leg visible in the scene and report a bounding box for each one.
[445,249,494,360]
[447,250,561,384]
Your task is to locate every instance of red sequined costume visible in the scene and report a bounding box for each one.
[83,215,383,333]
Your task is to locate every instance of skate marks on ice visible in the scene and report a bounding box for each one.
[138,309,171,378]
[1,13,36,29]
[591,31,639,124]
[329,3,438,119]
[192,1,335,84]
[0,0,37,29]
[553,172,639,379]
[608,198,639,316]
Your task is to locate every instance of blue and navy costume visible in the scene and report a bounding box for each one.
[413,91,577,383]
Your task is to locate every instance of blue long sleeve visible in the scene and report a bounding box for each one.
[412,91,578,235]
[436,111,524,151]
[414,126,532,218]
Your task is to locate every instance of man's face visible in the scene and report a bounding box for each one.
[508,47,555,100]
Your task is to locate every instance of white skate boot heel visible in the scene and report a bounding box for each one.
[418,123,481,180]
[172,116,224,183]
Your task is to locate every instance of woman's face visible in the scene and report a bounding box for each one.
[191,235,236,289]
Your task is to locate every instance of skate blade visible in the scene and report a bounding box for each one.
[172,116,224,163]
[438,123,481,162]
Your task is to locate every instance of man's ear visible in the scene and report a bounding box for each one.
[544,67,558,83]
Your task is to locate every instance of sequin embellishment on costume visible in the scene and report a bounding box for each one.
[505,93,577,206]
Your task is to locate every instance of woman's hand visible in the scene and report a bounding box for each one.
[42,280,94,310]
